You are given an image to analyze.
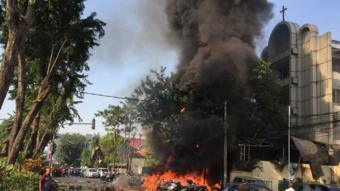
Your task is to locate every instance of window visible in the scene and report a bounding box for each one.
[333,89,340,103]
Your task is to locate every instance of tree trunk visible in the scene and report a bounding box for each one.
[34,130,50,158]
[0,0,31,109]
[8,50,26,153]
[6,39,65,164]
[7,79,51,163]
[24,113,40,159]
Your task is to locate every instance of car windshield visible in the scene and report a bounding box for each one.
[102,169,108,172]
[89,169,96,172]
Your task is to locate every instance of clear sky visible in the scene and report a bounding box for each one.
[1,0,340,135]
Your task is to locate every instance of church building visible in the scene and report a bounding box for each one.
[262,21,340,145]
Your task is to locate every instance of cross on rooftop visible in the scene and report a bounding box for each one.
[280,5,287,21]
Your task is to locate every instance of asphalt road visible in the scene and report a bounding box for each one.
[55,176,104,184]
[54,176,113,190]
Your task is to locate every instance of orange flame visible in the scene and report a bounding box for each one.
[143,170,220,191]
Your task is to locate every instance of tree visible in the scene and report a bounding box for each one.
[96,105,126,129]
[96,105,127,168]
[24,93,81,159]
[247,59,286,138]
[80,148,91,167]
[99,63,286,176]
[99,133,124,167]
[0,0,33,109]
[3,0,105,163]
[55,134,87,166]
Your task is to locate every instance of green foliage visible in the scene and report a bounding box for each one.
[0,118,12,143]
[97,62,286,170]
[0,0,105,163]
[55,134,87,166]
[0,160,38,191]
[80,148,92,167]
[0,160,14,178]
[99,133,124,166]
[96,105,126,129]
[244,60,286,138]
[133,67,188,128]
[0,171,38,191]
[143,138,159,168]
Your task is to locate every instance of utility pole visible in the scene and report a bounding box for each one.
[223,101,228,188]
[288,105,291,180]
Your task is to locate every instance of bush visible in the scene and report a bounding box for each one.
[0,160,39,191]
[0,171,38,191]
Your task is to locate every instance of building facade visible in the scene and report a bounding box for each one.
[263,21,340,145]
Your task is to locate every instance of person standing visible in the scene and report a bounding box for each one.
[39,168,52,191]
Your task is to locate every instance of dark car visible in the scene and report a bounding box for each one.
[232,176,267,187]
[223,183,272,191]
[302,184,340,191]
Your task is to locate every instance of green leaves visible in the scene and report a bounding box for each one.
[0,159,38,190]
[246,59,286,138]
[55,134,88,166]
[96,105,126,129]
[0,0,106,163]
[0,160,14,176]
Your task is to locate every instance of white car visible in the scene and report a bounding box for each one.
[97,168,109,178]
[85,168,99,178]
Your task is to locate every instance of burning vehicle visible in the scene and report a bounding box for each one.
[157,179,208,191]
[143,170,221,191]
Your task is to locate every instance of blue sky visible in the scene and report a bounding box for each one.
[1,0,340,135]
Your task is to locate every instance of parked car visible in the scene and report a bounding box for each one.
[85,168,100,178]
[302,184,340,191]
[232,176,267,187]
[97,168,109,178]
[223,183,271,191]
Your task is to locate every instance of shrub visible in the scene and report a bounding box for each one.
[0,171,38,191]
[0,160,39,191]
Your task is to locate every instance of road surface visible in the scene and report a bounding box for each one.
[54,176,113,190]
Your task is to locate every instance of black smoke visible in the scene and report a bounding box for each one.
[167,0,273,90]
[147,0,273,182]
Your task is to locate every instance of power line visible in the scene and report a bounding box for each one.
[83,92,144,102]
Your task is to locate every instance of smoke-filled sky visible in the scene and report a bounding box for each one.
[1,0,340,135]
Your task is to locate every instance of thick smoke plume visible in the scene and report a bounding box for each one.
[167,0,273,94]
[148,0,273,176]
